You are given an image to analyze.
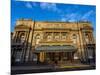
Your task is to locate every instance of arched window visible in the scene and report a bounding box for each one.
[35,35,40,39]
[54,32,60,41]
[61,32,67,40]
[20,33,25,43]
[73,34,77,39]
[35,34,41,44]
[46,32,52,41]
[72,34,77,44]
[85,33,89,43]
[47,35,52,41]
[16,32,25,43]
[55,36,60,40]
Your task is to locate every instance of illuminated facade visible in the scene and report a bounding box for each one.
[11,19,95,64]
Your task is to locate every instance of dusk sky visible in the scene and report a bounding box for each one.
[11,0,96,37]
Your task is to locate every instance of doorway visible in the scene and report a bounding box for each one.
[46,52,74,64]
[46,52,61,64]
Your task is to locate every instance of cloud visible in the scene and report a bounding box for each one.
[25,2,32,8]
[40,2,61,13]
[69,18,76,22]
[25,2,62,13]
[61,18,67,22]
[81,10,94,20]
[40,3,56,10]
[25,2,38,9]
[60,10,94,22]
[60,9,95,22]
[60,13,80,22]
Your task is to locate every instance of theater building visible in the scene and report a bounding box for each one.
[11,19,95,64]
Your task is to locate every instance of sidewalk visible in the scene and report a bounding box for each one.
[11,63,95,74]
[59,63,92,68]
[12,65,54,70]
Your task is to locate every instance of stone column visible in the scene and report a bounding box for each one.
[12,31,16,40]
[14,31,19,42]
[25,30,33,62]
[21,31,29,62]
[77,23,85,61]
[39,52,45,62]
[90,33,95,43]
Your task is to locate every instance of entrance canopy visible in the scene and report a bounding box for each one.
[34,45,77,53]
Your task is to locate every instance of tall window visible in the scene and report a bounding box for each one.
[16,33,25,43]
[55,36,60,41]
[35,34,41,44]
[47,35,52,41]
[85,33,89,43]
[20,33,25,43]
[61,32,67,40]
[72,34,77,44]
[15,51,22,62]
[54,32,60,41]
[46,32,52,41]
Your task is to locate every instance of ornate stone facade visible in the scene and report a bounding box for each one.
[11,19,95,64]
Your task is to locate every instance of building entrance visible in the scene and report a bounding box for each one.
[46,52,74,64]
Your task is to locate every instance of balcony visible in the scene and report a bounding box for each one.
[39,40,73,46]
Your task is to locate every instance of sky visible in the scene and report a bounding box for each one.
[11,0,96,37]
